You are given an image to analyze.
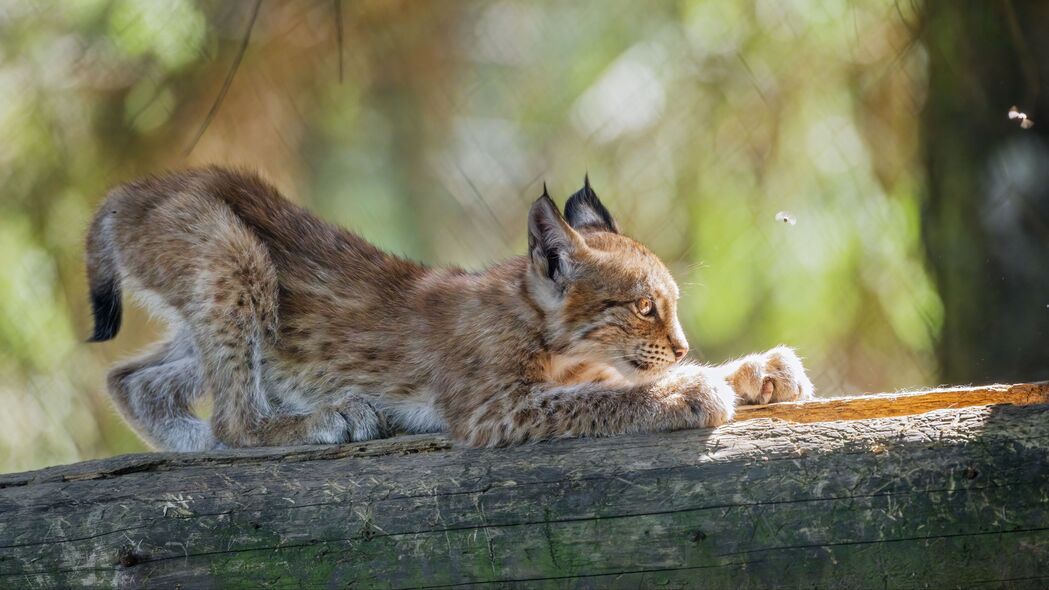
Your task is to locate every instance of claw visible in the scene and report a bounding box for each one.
[760,376,775,404]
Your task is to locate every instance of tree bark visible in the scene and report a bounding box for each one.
[1,386,1048,589]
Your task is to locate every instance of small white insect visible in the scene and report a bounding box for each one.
[1009,106,1034,129]
[775,211,797,226]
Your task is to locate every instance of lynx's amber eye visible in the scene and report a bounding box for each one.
[635,297,655,318]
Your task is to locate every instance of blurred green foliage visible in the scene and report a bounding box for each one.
[0,0,943,472]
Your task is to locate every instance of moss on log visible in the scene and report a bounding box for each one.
[1,384,1048,589]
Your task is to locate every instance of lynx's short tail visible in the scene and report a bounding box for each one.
[85,206,122,342]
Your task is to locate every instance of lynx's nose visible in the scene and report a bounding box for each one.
[671,342,688,360]
[669,324,689,361]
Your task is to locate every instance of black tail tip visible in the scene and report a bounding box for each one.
[87,284,122,343]
[87,329,118,343]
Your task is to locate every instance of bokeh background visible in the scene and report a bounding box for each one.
[2,0,1047,473]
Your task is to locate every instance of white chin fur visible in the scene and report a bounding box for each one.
[612,359,669,386]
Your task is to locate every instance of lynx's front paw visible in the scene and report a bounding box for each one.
[728,346,814,405]
[702,378,738,427]
[665,362,736,427]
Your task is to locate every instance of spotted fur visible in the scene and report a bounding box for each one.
[86,167,814,450]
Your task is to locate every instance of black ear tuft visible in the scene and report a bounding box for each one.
[564,175,619,233]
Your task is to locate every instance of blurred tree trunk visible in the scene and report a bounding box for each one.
[921,1,1049,384]
[359,3,461,261]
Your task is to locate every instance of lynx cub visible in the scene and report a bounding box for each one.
[87,167,813,450]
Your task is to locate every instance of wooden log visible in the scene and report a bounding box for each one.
[735,380,1049,422]
[1,385,1048,589]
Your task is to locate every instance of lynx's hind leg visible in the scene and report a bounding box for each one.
[183,210,280,447]
[255,392,393,446]
[185,209,388,446]
[107,328,217,451]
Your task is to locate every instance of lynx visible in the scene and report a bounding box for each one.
[86,167,813,450]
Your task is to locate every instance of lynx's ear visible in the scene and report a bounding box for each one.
[528,185,587,285]
[564,175,619,233]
